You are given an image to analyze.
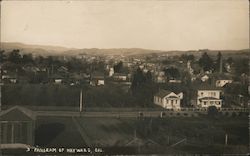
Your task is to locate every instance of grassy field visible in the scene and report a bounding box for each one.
[35,117,86,147]
[34,115,249,154]
[75,117,136,146]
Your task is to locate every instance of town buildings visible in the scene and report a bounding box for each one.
[154,90,183,110]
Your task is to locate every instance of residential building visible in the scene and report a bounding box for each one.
[113,73,127,81]
[214,74,233,87]
[90,72,105,86]
[197,86,222,108]
[201,75,209,82]
[109,67,114,77]
[215,79,233,87]
[154,90,183,110]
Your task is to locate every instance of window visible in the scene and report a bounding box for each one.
[200,92,203,97]
[204,102,207,105]
[213,92,216,96]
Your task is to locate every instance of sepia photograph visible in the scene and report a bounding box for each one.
[0,0,249,155]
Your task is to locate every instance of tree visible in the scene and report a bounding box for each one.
[181,54,195,62]
[234,58,249,75]
[145,71,153,83]
[163,67,180,79]
[226,57,233,65]
[215,52,222,72]
[198,52,214,72]
[131,68,145,93]
[131,68,157,107]
[0,50,6,63]
[207,106,218,117]
[113,61,123,73]
[8,49,22,64]
[22,53,34,64]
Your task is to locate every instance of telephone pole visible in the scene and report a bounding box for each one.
[225,133,228,146]
[79,89,83,112]
[0,65,3,112]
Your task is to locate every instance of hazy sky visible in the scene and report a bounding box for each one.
[1,0,249,50]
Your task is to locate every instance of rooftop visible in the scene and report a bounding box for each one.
[0,106,36,121]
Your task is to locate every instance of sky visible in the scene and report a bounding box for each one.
[1,0,249,51]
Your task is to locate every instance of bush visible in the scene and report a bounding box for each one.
[207,106,218,117]
[231,112,237,117]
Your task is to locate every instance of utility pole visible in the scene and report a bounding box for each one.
[225,133,228,146]
[79,89,83,112]
[0,65,3,112]
[0,82,2,112]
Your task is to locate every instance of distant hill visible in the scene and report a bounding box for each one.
[1,42,76,56]
[64,48,166,56]
[1,42,249,57]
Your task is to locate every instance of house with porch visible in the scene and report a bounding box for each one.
[196,86,222,109]
[154,90,183,110]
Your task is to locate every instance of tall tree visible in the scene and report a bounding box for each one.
[131,67,145,93]
[215,52,222,72]
[198,52,214,72]
[113,61,123,73]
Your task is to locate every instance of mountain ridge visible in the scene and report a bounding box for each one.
[1,42,249,56]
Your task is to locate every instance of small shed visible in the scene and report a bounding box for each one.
[0,106,36,146]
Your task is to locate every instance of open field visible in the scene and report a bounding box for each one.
[35,117,86,147]
[34,115,249,154]
[75,117,136,146]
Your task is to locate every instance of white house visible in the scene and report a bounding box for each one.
[109,67,114,77]
[90,72,105,86]
[215,79,233,87]
[201,75,209,82]
[197,87,222,108]
[113,73,127,81]
[154,90,183,110]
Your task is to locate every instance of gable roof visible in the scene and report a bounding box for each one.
[197,85,221,91]
[0,106,36,121]
[155,90,172,98]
